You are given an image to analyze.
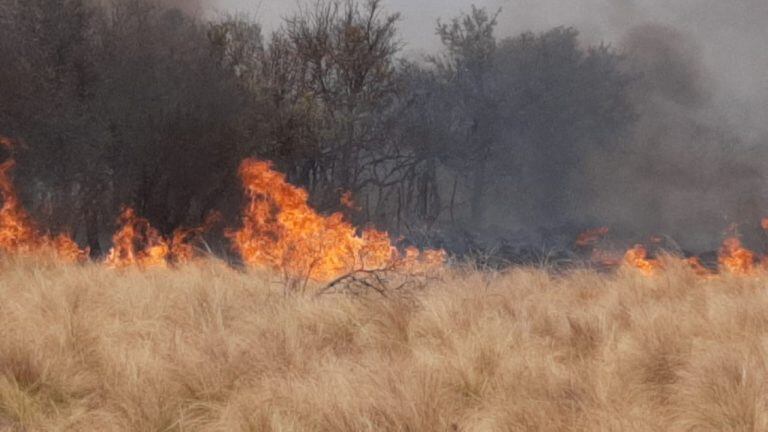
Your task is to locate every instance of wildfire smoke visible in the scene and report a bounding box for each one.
[10,132,768,281]
[0,137,444,277]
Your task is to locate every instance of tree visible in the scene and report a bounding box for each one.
[0,0,637,257]
[492,27,634,225]
[0,0,253,254]
[428,8,634,230]
[431,6,502,227]
[280,0,401,203]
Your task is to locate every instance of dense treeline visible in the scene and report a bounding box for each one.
[6,0,748,255]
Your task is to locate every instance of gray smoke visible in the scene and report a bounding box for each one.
[480,1,768,249]
[206,0,768,250]
[486,0,768,137]
[210,0,768,129]
[160,0,204,15]
[587,23,767,250]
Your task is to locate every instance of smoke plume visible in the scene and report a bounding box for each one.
[208,0,768,251]
[479,1,768,250]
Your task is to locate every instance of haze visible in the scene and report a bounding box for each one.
[209,0,768,129]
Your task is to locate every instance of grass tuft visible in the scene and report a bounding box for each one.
[0,256,766,430]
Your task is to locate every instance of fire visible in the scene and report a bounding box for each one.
[168,212,220,265]
[106,207,169,268]
[0,137,86,262]
[686,256,715,277]
[10,129,768,281]
[397,246,448,273]
[105,207,215,268]
[340,191,361,211]
[579,223,768,277]
[589,249,622,269]
[576,227,622,269]
[228,159,444,281]
[576,227,609,247]
[718,237,756,275]
[623,244,662,275]
[0,142,440,276]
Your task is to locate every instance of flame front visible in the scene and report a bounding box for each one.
[9,133,768,280]
[0,138,86,262]
[105,207,170,268]
[718,237,756,275]
[229,159,444,281]
[340,191,360,211]
[623,244,662,275]
[105,207,214,268]
[576,227,609,247]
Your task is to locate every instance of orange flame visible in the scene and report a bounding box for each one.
[589,249,622,268]
[168,211,220,264]
[0,137,87,262]
[623,244,662,275]
[340,191,361,211]
[577,227,625,269]
[228,159,444,281]
[718,237,756,275]
[105,208,215,268]
[686,256,715,277]
[576,227,609,247]
[105,207,170,268]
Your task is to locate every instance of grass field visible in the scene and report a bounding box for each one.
[0,256,766,431]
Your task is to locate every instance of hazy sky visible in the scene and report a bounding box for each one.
[206,0,768,130]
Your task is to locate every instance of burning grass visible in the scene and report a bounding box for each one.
[1,257,768,431]
[0,136,445,279]
[2,135,768,430]
[0,138,86,263]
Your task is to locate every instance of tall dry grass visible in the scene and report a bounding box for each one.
[0,256,767,431]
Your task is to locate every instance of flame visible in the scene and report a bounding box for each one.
[589,249,622,268]
[0,137,86,262]
[340,191,361,211]
[168,211,220,264]
[576,227,609,247]
[686,256,715,277]
[228,159,444,281]
[623,244,662,275]
[105,207,170,268]
[718,237,756,275]
[16,132,768,280]
[576,227,626,270]
[397,246,447,273]
[105,208,215,268]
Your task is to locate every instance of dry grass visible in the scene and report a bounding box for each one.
[0,256,767,431]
